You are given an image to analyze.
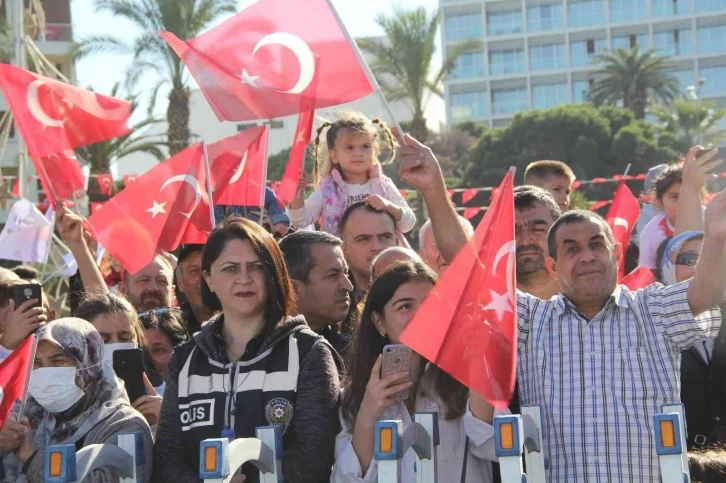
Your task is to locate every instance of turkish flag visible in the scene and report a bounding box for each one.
[0,335,35,431]
[401,169,516,408]
[123,175,137,187]
[0,65,130,159]
[605,182,640,280]
[97,174,113,196]
[88,143,213,274]
[90,202,105,214]
[33,149,86,205]
[621,266,654,290]
[160,0,373,121]
[210,126,269,207]
[277,110,314,206]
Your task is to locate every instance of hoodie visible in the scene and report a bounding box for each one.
[153,314,341,483]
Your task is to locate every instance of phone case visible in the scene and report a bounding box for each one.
[381,344,412,400]
[113,349,146,402]
[13,284,42,310]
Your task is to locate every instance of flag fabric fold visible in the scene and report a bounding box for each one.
[400,169,517,408]
[277,110,314,206]
[0,335,36,430]
[604,181,641,280]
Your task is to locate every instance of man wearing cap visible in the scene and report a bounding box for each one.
[175,244,216,334]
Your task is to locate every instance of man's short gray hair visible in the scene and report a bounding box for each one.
[418,217,474,250]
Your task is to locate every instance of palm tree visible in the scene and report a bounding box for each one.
[589,47,679,119]
[75,85,166,200]
[358,7,481,143]
[652,98,726,149]
[74,0,236,155]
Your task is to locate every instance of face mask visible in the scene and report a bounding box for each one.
[28,367,85,413]
[103,343,138,365]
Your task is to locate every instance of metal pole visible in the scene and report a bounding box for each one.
[17,334,38,419]
[201,140,217,229]
[258,125,270,229]
[10,0,29,200]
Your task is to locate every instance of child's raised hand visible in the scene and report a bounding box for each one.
[683,145,722,191]
[365,194,389,212]
[297,170,309,190]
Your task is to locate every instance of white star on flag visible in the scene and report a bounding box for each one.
[295,128,308,144]
[146,200,167,218]
[240,70,260,88]
[484,289,513,321]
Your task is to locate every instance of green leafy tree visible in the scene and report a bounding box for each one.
[74,0,237,155]
[589,47,679,119]
[651,98,726,152]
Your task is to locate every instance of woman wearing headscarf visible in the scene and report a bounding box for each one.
[0,318,153,482]
[658,231,726,450]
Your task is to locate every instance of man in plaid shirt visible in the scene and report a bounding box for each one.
[397,134,726,482]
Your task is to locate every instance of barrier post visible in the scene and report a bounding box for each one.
[521,405,547,483]
[495,415,525,483]
[255,426,283,483]
[375,420,403,483]
[413,412,439,483]
[654,411,689,483]
[662,403,689,478]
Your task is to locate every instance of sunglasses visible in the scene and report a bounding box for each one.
[675,252,699,267]
[138,307,180,319]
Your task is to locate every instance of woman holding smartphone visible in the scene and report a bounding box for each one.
[153,217,341,483]
[332,261,502,482]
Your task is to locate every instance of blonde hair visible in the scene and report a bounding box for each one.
[313,111,397,184]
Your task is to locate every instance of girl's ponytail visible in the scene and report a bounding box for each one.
[313,121,332,185]
[371,118,397,165]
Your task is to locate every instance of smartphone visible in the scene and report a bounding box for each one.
[696,146,726,160]
[381,344,412,400]
[113,348,146,402]
[13,284,42,310]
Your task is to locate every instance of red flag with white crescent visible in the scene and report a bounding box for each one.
[0,335,35,431]
[97,174,114,196]
[605,182,640,280]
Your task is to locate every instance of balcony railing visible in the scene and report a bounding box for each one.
[32,23,73,42]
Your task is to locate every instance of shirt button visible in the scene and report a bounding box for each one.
[593,418,597,423]
[594,456,599,462]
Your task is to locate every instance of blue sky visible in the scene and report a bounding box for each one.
[71,0,441,116]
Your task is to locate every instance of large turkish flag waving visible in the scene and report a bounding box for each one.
[161,0,373,121]
[87,144,213,274]
[605,181,640,280]
[401,169,517,408]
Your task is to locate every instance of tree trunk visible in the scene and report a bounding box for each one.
[632,88,647,119]
[167,85,191,156]
[409,110,429,143]
[86,154,112,202]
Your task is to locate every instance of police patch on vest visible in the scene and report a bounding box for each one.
[265,398,293,433]
[180,399,215,431]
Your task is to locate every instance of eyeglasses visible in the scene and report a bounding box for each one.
[675,252,699,267]
[138,307,180,319]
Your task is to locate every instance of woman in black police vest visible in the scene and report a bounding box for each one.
[153,217,342,483]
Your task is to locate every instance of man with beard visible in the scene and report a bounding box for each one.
[120,255,174,313]
[174,245,216,334]
[514,186,561,299]
[280,230,355,358]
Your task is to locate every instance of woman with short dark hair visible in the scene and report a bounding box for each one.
[153,217,342,483]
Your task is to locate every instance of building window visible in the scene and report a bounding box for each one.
[609,0,646,23]
[489,48,525,75]
[533,83,568,109]
[491,87,528,114]
[530,43,566,71]
[654,28,692,56]
[653,0,691,16]
[667,69,695,93]
[568,0,604,28]
[445,12,483,42]
[527,3,563,32]
[699,66,726,94]
[487,9,523,36]
[697,0,726,13]
[698,25,726,54]
[572,80,591,103]
[450,91,488,120]
[451,51,486,79]
[612,33,649,50]
[570,38,605,67]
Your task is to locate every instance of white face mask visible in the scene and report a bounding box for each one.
[28,367,85,413]
[102,343,138,366]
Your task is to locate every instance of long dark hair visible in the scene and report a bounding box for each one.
[342,260,468,422]
[201,216,295,330]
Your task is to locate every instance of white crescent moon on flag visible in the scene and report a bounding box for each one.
[229,151,248,184]
[247,32,316,95]
[160,174,202,218]
[26,80,65,128]
[81,95,128,121]
[612,217,629,231]
[493,240,517,297]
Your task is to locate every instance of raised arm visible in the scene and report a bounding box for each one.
[688,190,726,315]
[57,205,108,296]
[396,131,468,262]
[675,146,722,235]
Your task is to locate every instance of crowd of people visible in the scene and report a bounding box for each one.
[0,111,724,482]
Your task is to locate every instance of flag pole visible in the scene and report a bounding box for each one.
[259,125,270,230]
[201,140,216,229]
[16,334,38,420]
[622,163,632,179]
[324,0,404,136]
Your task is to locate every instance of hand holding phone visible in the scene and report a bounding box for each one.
[1,285,47,350]
[687,146,724,190]
[113,348,147,403]
[357,350,414,425]
[381,344,413,400]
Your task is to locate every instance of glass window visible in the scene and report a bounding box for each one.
[487,9,523,36]
[530,43,566,71]
[653,0,691,16]
[571,38,606,67]
[609,0,646,23]
[451,52,486,79]
[700,66,726,94]
[572,80,592,103]
[568,0,604,28]
[667,69,695,93]
[489,48,525,75]
[451,91,488,120]
[654,28,693,56]
[445,12,483,42]
[492,87,528,114]
[698,25,726,54]
[612,33,649,50]
[527,3,563,32]
[533,83,568,109]
[697,0,726,13]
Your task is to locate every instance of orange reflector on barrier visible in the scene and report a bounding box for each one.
[500,422,515,450]
[379,427,393,453]
[660,420,676,448]
[49,452,63,477]
[204,446,218,472]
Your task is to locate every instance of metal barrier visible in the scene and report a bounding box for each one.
[374,412,440,483]
[655,403,690,483]
[495,405,547,483]
[44,432,144,483]
[199,425,282,483]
